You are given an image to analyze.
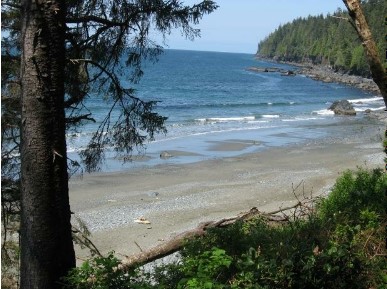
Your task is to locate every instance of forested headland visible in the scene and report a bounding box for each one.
[257,0,386,77]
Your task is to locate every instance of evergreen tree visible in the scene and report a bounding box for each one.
[2,1,218,288]
[257,0,386,77]
[20,1,75,287]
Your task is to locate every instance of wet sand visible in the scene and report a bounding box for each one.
[69,115,385,261]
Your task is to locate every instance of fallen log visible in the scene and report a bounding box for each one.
[121,203,304,269]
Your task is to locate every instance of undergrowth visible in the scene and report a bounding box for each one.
[64,167,387,289]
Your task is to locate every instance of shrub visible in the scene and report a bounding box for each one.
[62,252,152,289]
[177,247,232,289]
[317,168,387,226]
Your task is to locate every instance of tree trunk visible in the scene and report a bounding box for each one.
[343,0,387,109]
[20,0,75,288]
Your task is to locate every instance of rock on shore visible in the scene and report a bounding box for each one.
[160,151,173,159]
[329,100,356,116]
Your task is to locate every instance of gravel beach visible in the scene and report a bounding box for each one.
[69,113,386,262]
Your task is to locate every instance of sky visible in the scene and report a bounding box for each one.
[161,0,347,54]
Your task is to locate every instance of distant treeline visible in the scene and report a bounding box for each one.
[257,0,386,77]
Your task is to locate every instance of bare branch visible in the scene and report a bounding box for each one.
[330,14,357,31]
[331,15,350,21]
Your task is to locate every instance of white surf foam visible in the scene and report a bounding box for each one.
[196,116,256,122]
[348,96,382,104]
[312,109,334,116]
[262,114,280,118]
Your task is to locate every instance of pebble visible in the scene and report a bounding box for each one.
[147,191,159,197]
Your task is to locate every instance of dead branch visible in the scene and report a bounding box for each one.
[331,15,350,21]
[121,201,310,270]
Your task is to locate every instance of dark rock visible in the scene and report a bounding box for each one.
[247,66,288,74]
[281,70,296,76]
[160,151,173,159]
[365,109,372,113]
[329,100,356,116]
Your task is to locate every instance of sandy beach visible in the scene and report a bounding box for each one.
[69,113,386,261]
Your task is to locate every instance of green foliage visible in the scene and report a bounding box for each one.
[350,45,368,75]
[257,0,386,76]
[62,252,153,289]
[178,247,232,289]
[317,168,387,226]
[183,217,367,288]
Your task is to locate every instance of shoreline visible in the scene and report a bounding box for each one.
[69,114,386,261]
[254,56,381,95]
[296,64,380,94]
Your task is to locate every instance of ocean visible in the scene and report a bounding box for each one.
[67,49,384,171]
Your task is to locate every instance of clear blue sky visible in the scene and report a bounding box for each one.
[162,0,346,54]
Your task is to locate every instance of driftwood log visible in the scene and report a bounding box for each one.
[121,202,306,269]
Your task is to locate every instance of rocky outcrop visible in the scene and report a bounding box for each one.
[329,100,356,116]
[251,59,381,94]
[247,67,295,76]
[298,65,379,93]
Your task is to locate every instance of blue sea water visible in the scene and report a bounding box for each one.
[67,49,384,171]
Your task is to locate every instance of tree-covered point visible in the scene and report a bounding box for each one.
[257,0,386,77]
